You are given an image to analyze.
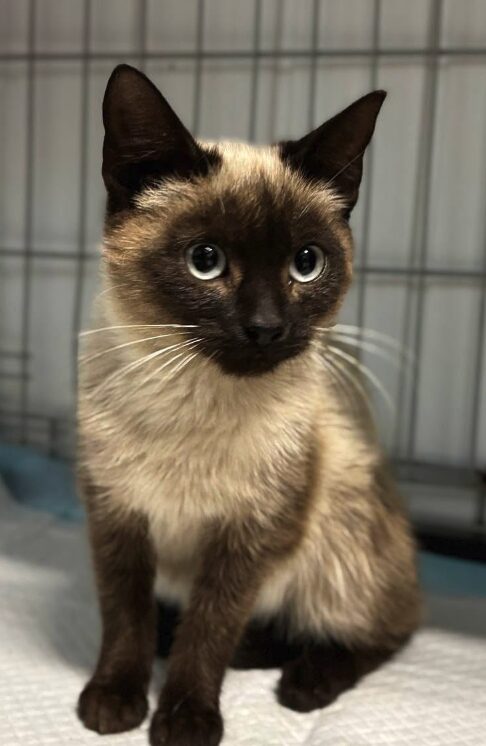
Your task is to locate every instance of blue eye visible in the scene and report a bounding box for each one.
[290,245,326,283]
[186,244,226,280]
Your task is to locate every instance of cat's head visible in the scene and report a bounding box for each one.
[101,65,385,377]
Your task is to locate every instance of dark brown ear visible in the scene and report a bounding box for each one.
[279,90,386,216]
[102,64,219,212]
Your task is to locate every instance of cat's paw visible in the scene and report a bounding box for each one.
[277,658,340,713]
[277,651,357,712]
[78,677,148,734]
[149,698,223,746]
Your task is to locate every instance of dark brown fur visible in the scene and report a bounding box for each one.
[150,513,307,745]
[78,454,316,743]
[77,467,157,734]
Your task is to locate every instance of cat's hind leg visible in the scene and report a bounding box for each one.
[277,637,403,713]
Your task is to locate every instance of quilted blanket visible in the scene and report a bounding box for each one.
[1,480,485,745]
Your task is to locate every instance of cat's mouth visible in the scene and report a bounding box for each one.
[205,339,305,377]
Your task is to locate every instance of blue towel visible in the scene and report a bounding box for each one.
[418,550,486,597]
[0,442,83,522]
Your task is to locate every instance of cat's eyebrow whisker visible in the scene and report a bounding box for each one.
[325,344,395,415]
[322,148,366,192]
[90,338,202,398]
[80,323,199,337]
[79,332,194,365]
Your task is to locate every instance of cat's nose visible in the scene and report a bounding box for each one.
[244,323,286,347]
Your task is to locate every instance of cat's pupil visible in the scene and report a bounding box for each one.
[295,247,317,275]
[192,245,218,273]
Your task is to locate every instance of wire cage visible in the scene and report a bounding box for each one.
[1,0,485,555]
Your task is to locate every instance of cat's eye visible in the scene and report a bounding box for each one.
[186,244,226,280]
[289,245,326,283]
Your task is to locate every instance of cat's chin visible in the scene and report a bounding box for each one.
[211,347,302,378]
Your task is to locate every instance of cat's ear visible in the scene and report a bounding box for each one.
[102,64,216,212]
[279,90,386,216]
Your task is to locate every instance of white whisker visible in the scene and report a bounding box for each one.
[326,344,394,414]
[323,351,374,419]
[321,355,357,415]
[80,323,199,337]
[134,340,202,392]
[147,341,221,391]
[94,283,124,300]
[89,349,162,398]
[79,331,194,365]
[320,333,402,369]
[313,339,371,414]
[204,350,220,367]
[90,338,202,398]
[161,349,201,383]
[313,324,414,364]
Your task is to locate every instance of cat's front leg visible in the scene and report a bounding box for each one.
[149,519,284,746]
[77,473,157,735]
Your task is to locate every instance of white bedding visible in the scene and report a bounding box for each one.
[1,479,485,746]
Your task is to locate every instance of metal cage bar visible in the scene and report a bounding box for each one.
[2,47,486,62]
[192,0,205,136]
[18,0,37,443]
[71,0,92,386]
[0,0,485,551]
[406,0,443,460]
[248,0,262,141]
[354,0,381,351]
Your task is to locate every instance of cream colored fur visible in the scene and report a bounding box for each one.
[79,313,416,646]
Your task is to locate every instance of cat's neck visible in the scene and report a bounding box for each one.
[82,294,325,427]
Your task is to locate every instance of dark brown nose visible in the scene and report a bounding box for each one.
[244,323,285,347]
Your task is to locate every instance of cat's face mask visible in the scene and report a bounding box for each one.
[101,65,385,377]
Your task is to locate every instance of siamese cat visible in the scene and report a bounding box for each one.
[77,64,420,746]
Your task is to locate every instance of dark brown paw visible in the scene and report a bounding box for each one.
[78,678,148,734]
[277,649,358,713]
[277,660,336,712]
[149,699,223,746]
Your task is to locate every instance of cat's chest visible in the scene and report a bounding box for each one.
[97,368,310,526]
